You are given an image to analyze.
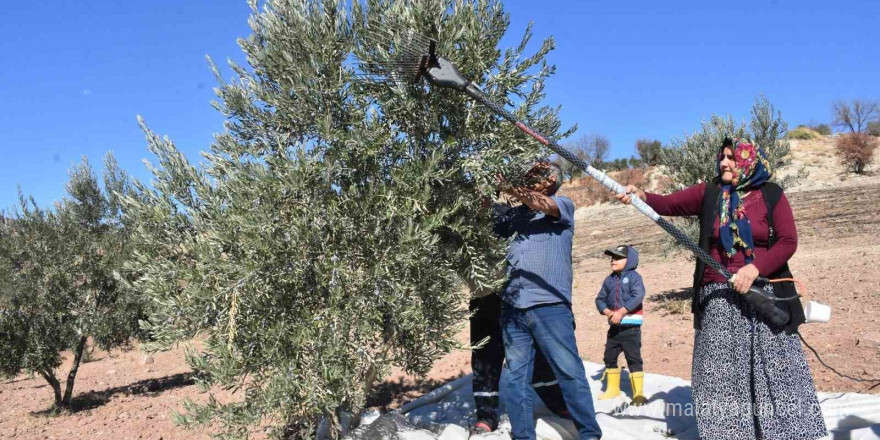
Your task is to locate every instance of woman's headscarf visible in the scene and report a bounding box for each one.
[717,139,773,263]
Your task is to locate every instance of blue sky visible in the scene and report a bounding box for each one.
[1,0,878,208]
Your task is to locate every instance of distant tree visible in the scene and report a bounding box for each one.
[832,99,880,133]
[557,133,610,180]
[628,155,642,168]
[0,155,145,411]
[835,133,878,174]
[588,134,611,165]
[635,139,663,165]
[554,140,590,182]
[598,157,629,171]
[868,121,880,137]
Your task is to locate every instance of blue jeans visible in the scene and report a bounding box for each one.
[501,302,602,440]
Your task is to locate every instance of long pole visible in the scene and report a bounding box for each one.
[461,83,738,281]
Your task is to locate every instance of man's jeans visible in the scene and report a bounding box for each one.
[501,302,602,440]
[471,295,571,428]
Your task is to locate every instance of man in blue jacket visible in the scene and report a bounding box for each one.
[595,244,647,405]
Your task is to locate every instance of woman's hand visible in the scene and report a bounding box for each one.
[731,264,760,294]
[614,185,645,205]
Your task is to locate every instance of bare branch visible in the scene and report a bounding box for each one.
[832,99,880,133]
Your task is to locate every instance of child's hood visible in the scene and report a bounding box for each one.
[623,246,639,272]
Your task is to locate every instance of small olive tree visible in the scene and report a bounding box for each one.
[121,0,566,439]
[0,155,145,410]
[659,95,806,254]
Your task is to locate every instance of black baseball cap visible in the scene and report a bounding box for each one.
[604,245,629,259]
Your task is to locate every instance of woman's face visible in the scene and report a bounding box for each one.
[719,147,736,184]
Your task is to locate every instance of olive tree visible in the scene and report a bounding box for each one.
[121,0,567,438]
[0,155,145,410]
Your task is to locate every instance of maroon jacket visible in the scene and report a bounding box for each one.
[644,182,798,285]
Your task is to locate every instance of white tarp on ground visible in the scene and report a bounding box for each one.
[352,361,880,440]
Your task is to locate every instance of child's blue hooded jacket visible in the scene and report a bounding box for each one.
[595,246,645,314]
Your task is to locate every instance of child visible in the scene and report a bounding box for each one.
[595,244,647,405]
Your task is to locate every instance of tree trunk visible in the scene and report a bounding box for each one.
[61,335,89,406]
[38,369,63,409]
[349,343,393,432]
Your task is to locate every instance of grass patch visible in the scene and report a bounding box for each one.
[652,288,692,315]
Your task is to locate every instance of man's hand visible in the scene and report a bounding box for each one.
[610,308,627,325]
[495,174,513,194]
[495,173,561,219]
[731,264,760,294]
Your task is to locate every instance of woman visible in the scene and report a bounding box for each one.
[618,138,826,440]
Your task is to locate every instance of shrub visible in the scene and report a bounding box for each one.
[0,155,145,410]
[628,156,643,168]
[868,121,880,137]
[811,123,832,136]
[835,132,878,174]
[788,125,821,140]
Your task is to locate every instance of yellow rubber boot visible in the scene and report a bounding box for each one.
[630,371,648,406]
[598,367,622,400]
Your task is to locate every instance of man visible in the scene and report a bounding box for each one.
[492,161,602,440]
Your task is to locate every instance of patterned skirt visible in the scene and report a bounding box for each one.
[691,282,827,440]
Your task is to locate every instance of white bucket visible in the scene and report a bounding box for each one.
[804,301,831,323]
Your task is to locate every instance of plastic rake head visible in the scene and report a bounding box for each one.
[354,19,435,86]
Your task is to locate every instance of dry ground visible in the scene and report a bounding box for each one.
[2,138,878,439]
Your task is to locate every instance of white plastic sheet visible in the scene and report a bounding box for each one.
[391,361,880,440]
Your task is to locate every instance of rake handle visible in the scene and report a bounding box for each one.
[462,83,736,281]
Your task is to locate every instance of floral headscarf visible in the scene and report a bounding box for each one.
[717,139,773,263]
